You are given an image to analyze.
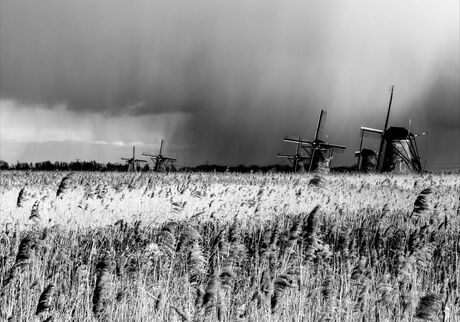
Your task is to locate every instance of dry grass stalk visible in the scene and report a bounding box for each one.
[171,305,190,321]
[158,227,177,257]
[203,273,220,315]
[93,259,112,319]
[303,206,320,260]
[188,242,206,284]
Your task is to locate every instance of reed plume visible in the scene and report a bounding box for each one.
[309,175,322,187]
[15,235,35,268]
[17,187,27,207]
[271,274,294,313]
[56,173,73,197]
[412,188,432,216]
[30,200,41,222]
[36,284,54,315]
[414,292,441,320]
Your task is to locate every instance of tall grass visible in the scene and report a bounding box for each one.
[0,171,458,321]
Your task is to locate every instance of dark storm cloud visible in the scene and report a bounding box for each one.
[0,0,285,115]
[1,0,459,166]
[0,0,353,118]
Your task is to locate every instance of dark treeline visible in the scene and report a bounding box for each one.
[181,164,292,173]
[2,160,455,173]
[0,160,293,173]
[0,160,132,172]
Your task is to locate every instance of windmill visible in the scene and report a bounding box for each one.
[276,136,308,172]
[356,86,427,173]
[277,110,346,172]
[121,146,147,172]
[142,139,176,172]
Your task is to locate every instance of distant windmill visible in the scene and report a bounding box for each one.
[278,109,346,172]
[142,139,176,172]
[356,86,427,173]
[121,146,146,172]
[277,136,308,172]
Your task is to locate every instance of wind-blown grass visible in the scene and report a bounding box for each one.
[0,171,458,321]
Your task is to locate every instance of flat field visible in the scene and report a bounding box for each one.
[0,171,459,321]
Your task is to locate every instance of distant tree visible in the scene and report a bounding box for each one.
[35,161,55,171]
[106,163,126,172]
[15,162,31,170]
[69,161,83,171]
[53,161,70,171]
[0,160,9,170]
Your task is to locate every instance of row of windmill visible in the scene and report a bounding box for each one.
[123,86,427,173]
[277,86,427,173]
[121,139,176,172]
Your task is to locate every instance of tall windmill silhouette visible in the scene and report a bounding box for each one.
[278,109,346,172]
[121,146,146,172]
[142,139,176,172]
[356,86,427,173]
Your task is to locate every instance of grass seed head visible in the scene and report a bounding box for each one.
[414,292,441,320]
[36,283,54,315]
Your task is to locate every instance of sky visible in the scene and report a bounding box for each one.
[1,0,459,169]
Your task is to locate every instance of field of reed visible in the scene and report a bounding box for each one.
[0,171,459,321]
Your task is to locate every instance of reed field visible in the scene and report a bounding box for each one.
[0,171,459,321]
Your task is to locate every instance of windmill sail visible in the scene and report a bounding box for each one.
[142,139,176,172]
[121,146,146,172]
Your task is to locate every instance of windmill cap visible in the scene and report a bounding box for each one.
[383,127,413,140]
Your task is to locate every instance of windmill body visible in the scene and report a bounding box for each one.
[121,146,147,172]
[278,110,346,172]
[381,127,423,173]
[142,139,176,172]
[355,148,377,172]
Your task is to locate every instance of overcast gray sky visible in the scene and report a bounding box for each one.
[1,0,459,169]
